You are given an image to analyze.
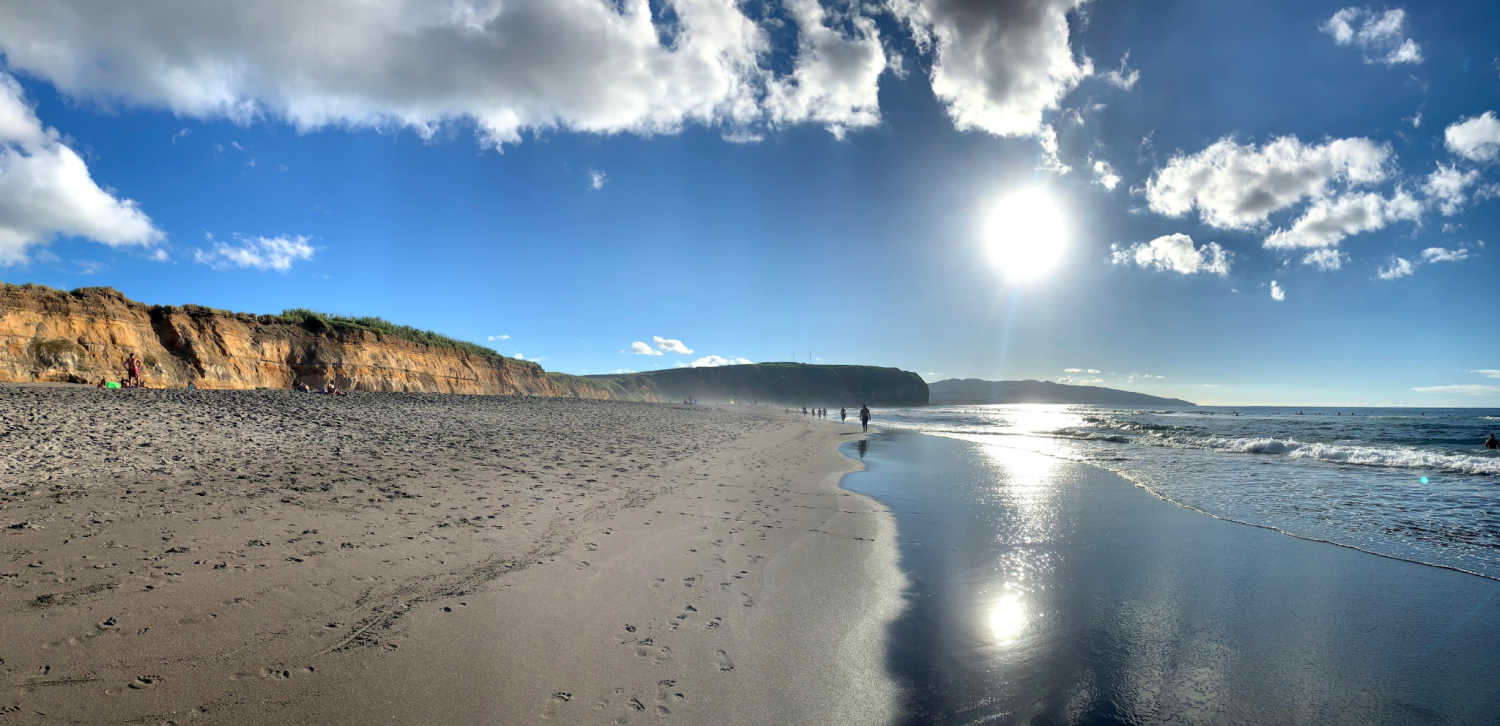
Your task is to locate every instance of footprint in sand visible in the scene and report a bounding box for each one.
[715,650,735,671]
[128,674,162,689]
[540,691,573,720]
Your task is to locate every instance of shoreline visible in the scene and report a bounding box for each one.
[841,429,1500,724]
[1,386,904,724]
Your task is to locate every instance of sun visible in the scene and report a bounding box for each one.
[981,187,1070,282]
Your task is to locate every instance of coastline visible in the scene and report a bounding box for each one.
[0,386,904,724]
[842,430,1500,724]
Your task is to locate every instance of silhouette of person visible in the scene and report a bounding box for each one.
[859,404,871,432]
[840,407,847,422]
[1487,432,1498,450]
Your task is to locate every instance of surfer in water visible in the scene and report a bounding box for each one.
[1486,433,1498,450]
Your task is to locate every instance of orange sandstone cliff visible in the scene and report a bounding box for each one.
[0,284,631,398]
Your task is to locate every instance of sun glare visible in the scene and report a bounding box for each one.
[982,187,1069,282]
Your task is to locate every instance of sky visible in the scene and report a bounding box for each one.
[1,0,1498,406]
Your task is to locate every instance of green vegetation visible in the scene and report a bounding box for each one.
[30,338,86,366]
[271,308,502,358]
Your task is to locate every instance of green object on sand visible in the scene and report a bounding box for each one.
[106,381,121,389]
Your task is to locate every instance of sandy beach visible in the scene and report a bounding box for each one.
[0,385,902,724]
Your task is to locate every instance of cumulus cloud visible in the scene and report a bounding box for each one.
[1145,135,1392,230]
[690,354,752,367]
[1320,7,1423,66]
[764,0,886,138]
[1421,246,1469,263]
[193,234,314,271]
[1444,111,1500,162]
[1302,248,1348,270]
[1376,256,1415,279]
[1270,280,1286,301]
[1103,52,1139,90]
[629,340,661,356]
[1089,156,1120,190]
[0,71,163,265]
[1423,163,1480,215]
[1110,234,1231,276]
[652,336,693,354]
[1262,189,1421,249]
[1410,384,1500,396]
[589,171,607,190]
[890,0,1092,153]
[0,0,898,149]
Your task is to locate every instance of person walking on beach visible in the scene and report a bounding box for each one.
[859,404,871,432]
[840,407,847,422]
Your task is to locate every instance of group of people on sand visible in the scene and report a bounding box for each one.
[96,353,147,390]
[801,403,873,432]
[294,381,347,396]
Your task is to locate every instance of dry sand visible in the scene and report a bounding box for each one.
[0,385,902,724]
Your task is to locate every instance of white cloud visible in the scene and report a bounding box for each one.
[629,340,661,356]
[1320,7,1423,66]
[1089,156,1120,190]
[1410,384,1500,396]
[1262,189,1421,249]
[1444,111,1500,162]
[1103,52,1139,90]
[1423,163,1480,215]
[764,0,887,139]
[1145,135,1392,230]
[652,336,693,354]
[1471,369,1500,379]
[588,170,607,190]
[1421,246,1469,263]
[193,234,314,271]
[1110,234,1231,276]
[148,248,171,263]
[1301,248,1347,270]
[1270,280,1286,301]
[1036,124,1070,174]
[487,334,511,342]
[171,127,191,143]
[690,354,752,367]
[1408,111,1422,129]
[1376,256,1415,279]
[889,0,1092,158]
[0,71,163,265]
[1063,367,1100,374]
[0,0,896,149]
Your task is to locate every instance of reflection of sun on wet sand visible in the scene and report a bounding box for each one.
[0,385,902,724]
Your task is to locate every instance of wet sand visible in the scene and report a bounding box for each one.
[843,431,1500,725]
[0,385,902,724]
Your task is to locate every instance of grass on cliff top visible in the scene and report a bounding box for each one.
[273,309,502,359]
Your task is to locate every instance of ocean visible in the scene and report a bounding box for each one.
[836,410,1500,724]
[868,404,1500,579]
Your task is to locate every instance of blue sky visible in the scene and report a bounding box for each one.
[1,0,1498,405]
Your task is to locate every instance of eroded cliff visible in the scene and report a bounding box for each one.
[0,284,623,398]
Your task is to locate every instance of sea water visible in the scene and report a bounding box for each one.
[869,405,1500,579]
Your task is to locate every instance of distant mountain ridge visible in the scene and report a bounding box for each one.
[929,378,1195,407]
[586,363,929,406]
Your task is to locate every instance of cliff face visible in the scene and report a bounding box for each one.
[588,363,929,406]
[0,285,623,398]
